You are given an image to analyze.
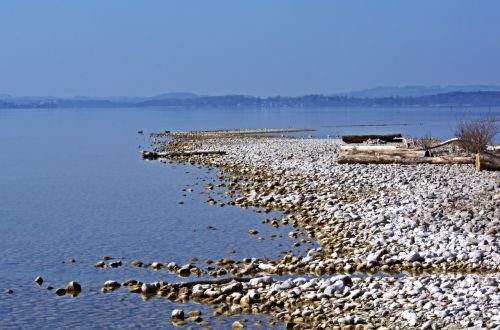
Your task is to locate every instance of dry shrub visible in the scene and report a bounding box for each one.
[455,115,498,153]
[413,135,438,150]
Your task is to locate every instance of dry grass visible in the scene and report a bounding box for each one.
[455,115,498,153]
[413,135,439,150]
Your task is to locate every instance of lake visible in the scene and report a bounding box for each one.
[0,106,497,329]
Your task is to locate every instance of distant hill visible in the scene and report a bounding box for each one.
[146,92,198,100]
[1,90,500,109]
[336,85,500,98]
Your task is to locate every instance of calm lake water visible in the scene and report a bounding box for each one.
[0,106,497,329]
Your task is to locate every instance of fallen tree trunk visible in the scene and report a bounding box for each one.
[340,145,426,157]
[142,150,226,160]
[416,137,461,151]
[475,152,500,171]
[486,145,500,155]
[337,154,473,165]
[340,145,402,152]
[342,133,402,144]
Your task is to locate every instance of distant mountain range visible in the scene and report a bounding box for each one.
[1,87,500,109]
[335,85,500,98]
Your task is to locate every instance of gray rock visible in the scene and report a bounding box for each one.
[221,281,243,294]
[349,289,363,299]
[178,265,191,277]
[104,280,121,289]
[330,274,352,286]
[406,251,424,262]
[65,281,81,293]
[401,311,418,326]
[55,288,66,296]
[485,278,498,287]
[109,260,122,268]
[249,276,273,287]
[421,320,432,330]
[151,262,163,269]
[171,309,184,321]
[324,280,345,296]
[141,283,157,294]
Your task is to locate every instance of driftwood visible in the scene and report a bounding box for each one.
[475,152,500,171]
[415,137,461,151]
[342,133,402,144]
[142,150,226,160]
[337,154,473,165]
[340,145,403,152]
[340,145,426,158]
[487,145,500,155]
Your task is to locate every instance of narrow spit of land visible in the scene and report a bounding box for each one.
[132,129,499,329]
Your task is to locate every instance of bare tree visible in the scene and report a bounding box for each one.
[455,115,499,154]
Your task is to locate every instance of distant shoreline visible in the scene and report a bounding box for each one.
[2,91,500,109]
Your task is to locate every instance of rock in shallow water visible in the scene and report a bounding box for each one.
[94,261,105,268]
[65,281,81,293]
[141,283,157,294]
[103,280,121,290]
[131,260,143,267]
[55,288,66,296]
[178,265,191,277]
[108,260,122,268]
[171,309,184,321]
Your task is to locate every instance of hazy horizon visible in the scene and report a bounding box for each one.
[1,1,500,97]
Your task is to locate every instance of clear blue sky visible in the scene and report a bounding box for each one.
[1,0,499,97]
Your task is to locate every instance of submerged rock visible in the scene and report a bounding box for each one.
[131,260,143,267]
[94,261,105,268]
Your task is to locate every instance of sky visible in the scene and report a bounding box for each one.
[1,1,500,97]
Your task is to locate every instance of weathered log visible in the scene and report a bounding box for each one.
[475,152,500,171]
[340,145,402,151]
[486,145,500,155]
[340,145,426,158]
[142,150,226,160]
[415,138,461,151]
[341,133,402,144]
[337,154,473,165]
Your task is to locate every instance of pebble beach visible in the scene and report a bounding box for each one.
[140,131,500,329]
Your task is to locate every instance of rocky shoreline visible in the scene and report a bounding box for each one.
[41,130,497,329]
[139,131,499,328]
